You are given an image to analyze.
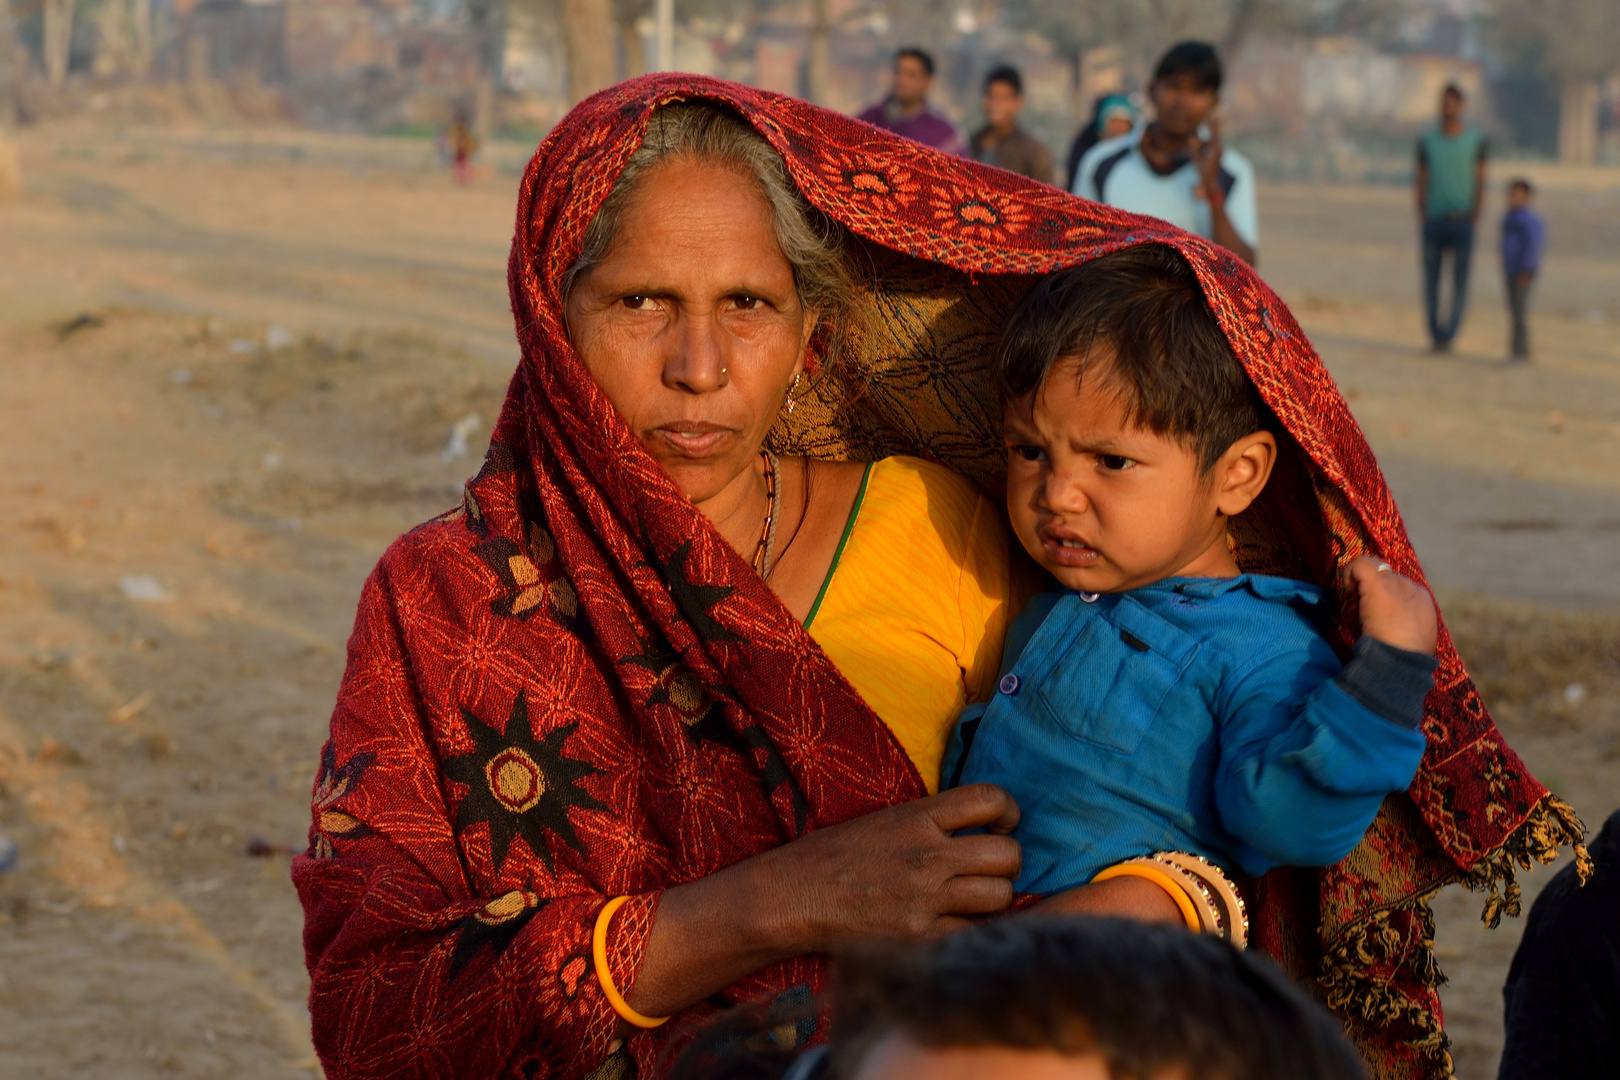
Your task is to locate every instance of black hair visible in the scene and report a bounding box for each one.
[1154,40,1223,92]
[1442,82,1464,101]
[831,919,1368,1080]
[984,65,1022,96]
[1508,177,1533,195]
[995,245,1268,471]
[894,48,934,77]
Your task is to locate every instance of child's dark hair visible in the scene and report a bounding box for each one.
[1154,41,1223,92]
[984,65,1022,96]
[830,918,1368,1080]
[995,245,1268,471]
[1509,177,1533,196]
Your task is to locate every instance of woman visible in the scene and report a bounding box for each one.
[294,76,1583,1080]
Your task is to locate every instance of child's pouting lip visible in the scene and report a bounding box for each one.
[1037,524,1101,567]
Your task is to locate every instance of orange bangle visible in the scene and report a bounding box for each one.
[1091,863,1202,932]
[592,895,670,1029]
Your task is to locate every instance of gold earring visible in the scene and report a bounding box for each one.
[785,372,803,414]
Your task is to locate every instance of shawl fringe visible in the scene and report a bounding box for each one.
[1319,793,1589,1080]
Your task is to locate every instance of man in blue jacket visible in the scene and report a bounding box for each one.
[1501,178,1545,364]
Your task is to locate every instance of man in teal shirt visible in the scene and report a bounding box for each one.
[1416,84,1487,352]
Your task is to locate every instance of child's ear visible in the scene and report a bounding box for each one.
[1214,431,1277,517]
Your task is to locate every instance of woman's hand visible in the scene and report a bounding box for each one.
[1024,875,1187,924]
[624,784,1022,1018]
[1340,556,1438,655]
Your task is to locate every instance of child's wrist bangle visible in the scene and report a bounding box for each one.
[1091,862,1202,932]
[593,895,670,1029]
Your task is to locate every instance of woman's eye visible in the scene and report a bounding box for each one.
[1011,445,1044,463]
[620,296,652,310]
[1098,454,1134,471]
[733,295,761,311]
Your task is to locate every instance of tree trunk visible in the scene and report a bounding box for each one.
[560,0,615,103]
[1220,0,1261,71]
[131,0,152,77]
[618,18,643,80]
[0,0,18,126]
[806,0,829,106]
[1559,77,1600,166]
[43,0,76,87]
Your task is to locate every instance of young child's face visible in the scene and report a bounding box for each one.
[1004,353,1263,594]
[1509,184,1532,209]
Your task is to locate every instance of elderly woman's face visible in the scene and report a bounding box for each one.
[566,159,814,505]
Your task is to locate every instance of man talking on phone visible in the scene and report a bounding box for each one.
[1072,41,1257,265]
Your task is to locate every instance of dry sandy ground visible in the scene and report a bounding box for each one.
[0,127,1615,1079]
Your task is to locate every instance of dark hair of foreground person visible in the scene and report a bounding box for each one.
[665,918,1369,1080]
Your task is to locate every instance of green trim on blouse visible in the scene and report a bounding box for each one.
[802,462,874,630]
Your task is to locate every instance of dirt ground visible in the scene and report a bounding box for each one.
[0,126,1615,1079]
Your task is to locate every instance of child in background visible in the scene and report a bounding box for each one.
[1501,178,1544,364]
[945,246,1438,931]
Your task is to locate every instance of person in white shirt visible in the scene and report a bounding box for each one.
[1073,42,1258,266]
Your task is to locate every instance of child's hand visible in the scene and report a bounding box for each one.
[1340,556,1438,656]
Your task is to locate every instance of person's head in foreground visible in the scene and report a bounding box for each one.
[983,66,1025,134]
[891,48,936,111]
[1149,42,1222,143]
[997,245,1276,595]
[833,918,1369,1080]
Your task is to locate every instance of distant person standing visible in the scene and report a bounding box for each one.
[1415,83,1487,352]
[1073,42,1257,265]
[1500,178,1544,364]
[449,112,478,184]
[1064,93,1137,190]
[857,48,966,157]
[969,66,1054,184]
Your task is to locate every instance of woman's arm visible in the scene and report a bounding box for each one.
[626,784,1023,1017]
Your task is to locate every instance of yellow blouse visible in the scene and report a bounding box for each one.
[805,456,1018,793]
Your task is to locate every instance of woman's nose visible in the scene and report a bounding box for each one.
[662,311,728,393]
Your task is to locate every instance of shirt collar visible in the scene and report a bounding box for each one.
[1138,574,1325,605]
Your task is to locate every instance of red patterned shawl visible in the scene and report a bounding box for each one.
[293,75,1585,1080]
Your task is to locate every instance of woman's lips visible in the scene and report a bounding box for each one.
[651,424,732,457]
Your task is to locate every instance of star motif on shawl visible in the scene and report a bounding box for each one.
[443,692,607,874]
[447,889,549,979]
[656,540,743,644]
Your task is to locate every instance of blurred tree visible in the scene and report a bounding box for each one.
[559,0,616,102]
[615,0,646,79]
[0,0,19,199]
[42,0,74,86]
[1489,0,1620,164]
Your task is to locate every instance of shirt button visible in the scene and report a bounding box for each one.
[998,673,1021,696]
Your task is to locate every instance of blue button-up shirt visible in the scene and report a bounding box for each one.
[945,575,1429,893]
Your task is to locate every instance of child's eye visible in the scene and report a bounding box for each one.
[1010,445,1045,463]
[1098,454,1135,471]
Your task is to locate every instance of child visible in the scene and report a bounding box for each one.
[1501,178,1544,364]
[945,246,1438,923]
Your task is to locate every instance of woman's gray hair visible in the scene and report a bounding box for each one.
[562,103,861,369]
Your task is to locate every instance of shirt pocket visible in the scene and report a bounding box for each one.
[1035,596,1200,756]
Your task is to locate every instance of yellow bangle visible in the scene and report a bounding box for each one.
[593,895,670,1029]
[1091,863,1202,932]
